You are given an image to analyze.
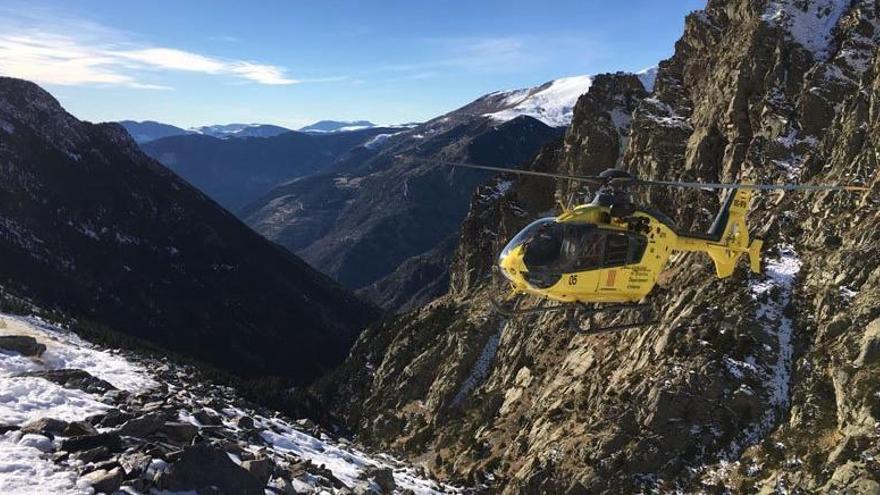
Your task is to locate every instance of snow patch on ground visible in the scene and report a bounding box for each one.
[726,246,802,456]
[485,75,593,127]
[260,422,449,494]
[0,377,110,425]
[0,434,90,495]
[1,315,156,392]
[451,321,504,407]
[364,132,403,150]
[763,0,850,60]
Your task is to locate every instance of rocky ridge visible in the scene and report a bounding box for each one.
[321,1,880,492]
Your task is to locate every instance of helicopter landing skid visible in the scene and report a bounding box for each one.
[490,297,657,334]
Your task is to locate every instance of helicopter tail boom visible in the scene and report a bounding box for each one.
[677,188,762,278]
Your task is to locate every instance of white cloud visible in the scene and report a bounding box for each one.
[0,25,298,88]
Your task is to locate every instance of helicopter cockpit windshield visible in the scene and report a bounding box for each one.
[499,219,648,287]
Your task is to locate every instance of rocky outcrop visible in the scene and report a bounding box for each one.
[322,1,880,492]
[0,335,45,356]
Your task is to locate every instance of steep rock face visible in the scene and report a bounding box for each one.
[355,235,458,314]
[322,1,880,492]
[0,77,377,385]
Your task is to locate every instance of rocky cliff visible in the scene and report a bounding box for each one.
[321,1,880,492]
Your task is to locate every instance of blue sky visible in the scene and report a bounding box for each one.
[0,1,705,129]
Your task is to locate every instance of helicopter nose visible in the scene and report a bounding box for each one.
[498,247,527,286]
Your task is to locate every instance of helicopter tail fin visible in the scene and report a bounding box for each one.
[704,188,762,278]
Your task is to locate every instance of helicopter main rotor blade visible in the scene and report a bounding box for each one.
[408,158,608,185]
[637,179,869,192]
[408,157,870,192]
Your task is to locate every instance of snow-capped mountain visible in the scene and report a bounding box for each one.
[119,121,293,142]
[189,123,293,139]
[483,75,593,127]
[299,120,376,133]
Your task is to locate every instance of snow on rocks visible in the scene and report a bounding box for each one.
[636,67,658,92]
[722,245,803,457]
[0,315,156,392]
[485,75,593,127]
[450,321,504,407]
[0,118,13,134]
[762,0,851,60]
[0,313,456,494]
[0,436,90,495]
[640,96,692,129]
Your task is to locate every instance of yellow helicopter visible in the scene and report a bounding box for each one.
[442,162,869,332]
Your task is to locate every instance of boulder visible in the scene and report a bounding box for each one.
[161,422,199,443]
[242,457,273,485]
[21,417,69,438]
[194,409,223,426]
[0,424,18,434]
[61,432,121,453]
[63,420,98,437]
[161,443,264,494]
[118,452,152,479]
[234,415,255,430]
[17,369,115,394]
[855,318,880,367]
[71,446,111,464]
[0,335,46,356]
[119,412,167,438]
[94,409,133,428]
[80,466,125,494]
[361,466,396,494]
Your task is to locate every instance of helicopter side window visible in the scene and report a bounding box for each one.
[569,226,604,271]
[604,233,630,266]
[570,229,646,271]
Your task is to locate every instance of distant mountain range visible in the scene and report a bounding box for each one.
[118,120,190,144]
[190,123,293,139]
[119,120,386,144]
[140,126,409,211]
[299,120,377,133]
